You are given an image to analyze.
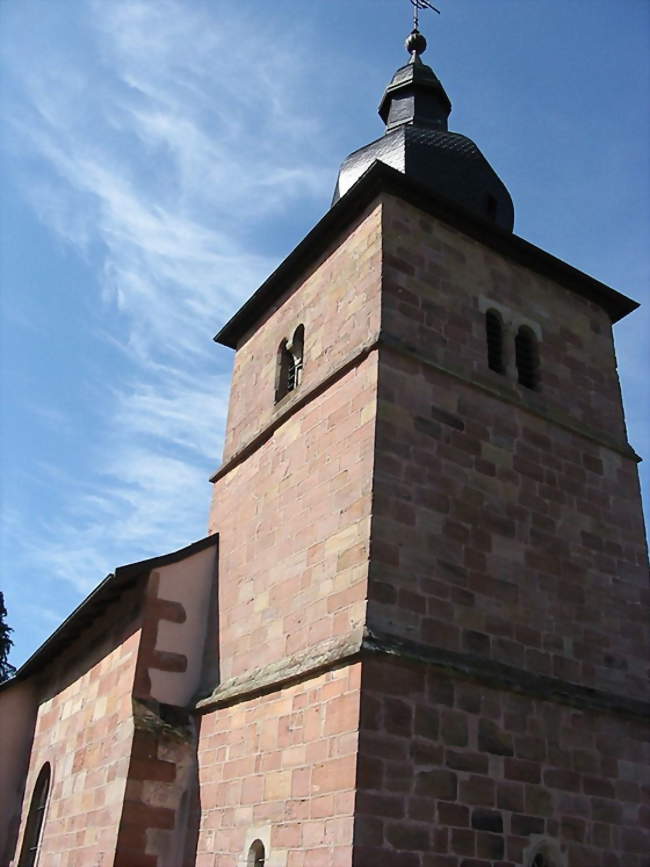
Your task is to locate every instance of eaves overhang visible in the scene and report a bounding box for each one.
[215,161,638,350]
[1,534,219,687]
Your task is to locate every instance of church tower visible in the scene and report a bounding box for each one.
[195,22,649,867]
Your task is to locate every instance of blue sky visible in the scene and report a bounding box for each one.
[1,0,648,669]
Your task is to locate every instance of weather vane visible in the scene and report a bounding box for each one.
[410,0,441,31]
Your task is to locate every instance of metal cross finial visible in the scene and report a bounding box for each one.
[410,0,441,31]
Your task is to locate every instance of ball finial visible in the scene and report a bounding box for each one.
[405,28,427,57]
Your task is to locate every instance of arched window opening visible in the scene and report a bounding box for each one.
[247,839,265,866]
[18,762,51,867]
[515,325,540,390]
[485,309,505,374]
[275,324,304,402]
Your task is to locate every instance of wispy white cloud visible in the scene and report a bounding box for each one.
[112,368,231,461]
[2,0,336,611]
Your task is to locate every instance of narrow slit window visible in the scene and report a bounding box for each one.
[515,325,540,390]
[247,839,265,866]
[485,309,505,374]
[18,763,51,867]
[275,325,304,402]
[486,194,498,222]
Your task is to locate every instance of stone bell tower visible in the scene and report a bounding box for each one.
[194,22,649,867]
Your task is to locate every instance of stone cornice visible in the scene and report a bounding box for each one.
[195,631,364,711]
[195,627,649,721]
[363,629,650,722]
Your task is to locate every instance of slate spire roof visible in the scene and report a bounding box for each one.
[379,28,451,132]
[332,26,515,232]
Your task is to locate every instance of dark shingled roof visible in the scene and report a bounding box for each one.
[215,161,638,349]
[332,125,515,232]
[333,48,515,231]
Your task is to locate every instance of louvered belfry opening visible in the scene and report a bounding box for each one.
[286,350,298,392]
[485,309,505,374]
[276,325,305,402]
[18,763,51,867]
[515,325,540,389]
[289,324,304,391]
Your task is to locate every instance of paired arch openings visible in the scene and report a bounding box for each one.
[276,324,304,402]
[485,309,540,390]
[273,312,539,400]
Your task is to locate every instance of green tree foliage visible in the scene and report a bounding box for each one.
[0,592,16,682]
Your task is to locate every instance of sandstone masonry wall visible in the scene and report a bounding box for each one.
[353,654,649,867]
[12,590,142,867]
[196,663,362,867]
[197,192,648,867]
[210,205,384,684]
[116,547,218,867]
[209,358,377,685]
[221,203,382,463]
[380,196,629,444]
[9,541,218,867]
[369,196,649,699]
